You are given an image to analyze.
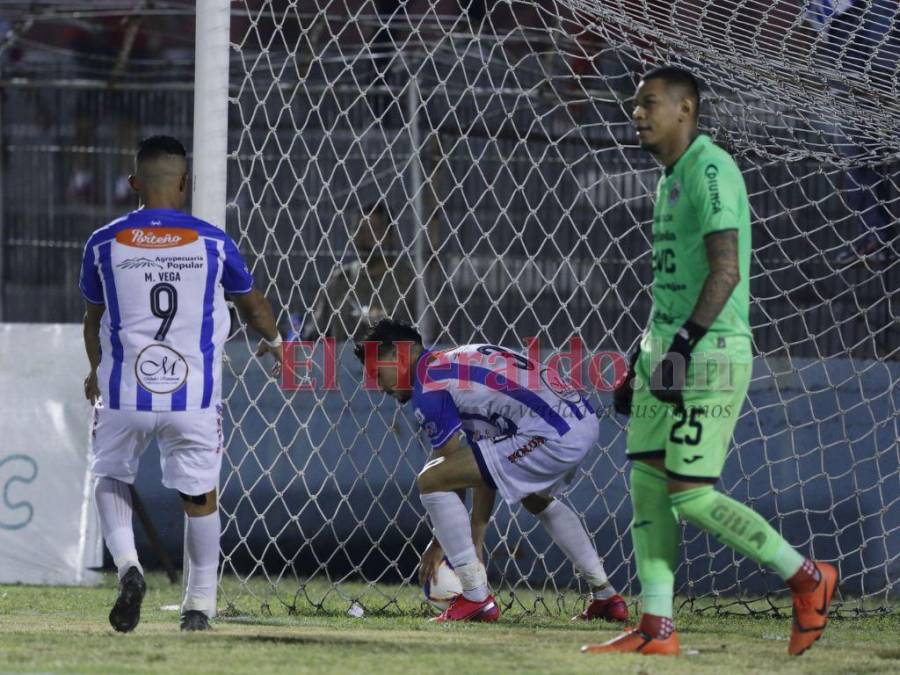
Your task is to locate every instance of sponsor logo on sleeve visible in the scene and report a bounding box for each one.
[704,164,722,214]
[116,227,199,248]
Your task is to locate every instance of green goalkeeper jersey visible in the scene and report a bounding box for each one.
[649,133,752,345]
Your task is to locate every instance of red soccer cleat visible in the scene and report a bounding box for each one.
[572,595,629,622]
[581,628,680,656]
[789,561,838,656]
[430,594,500,623]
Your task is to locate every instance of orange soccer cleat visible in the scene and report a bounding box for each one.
[581,627,680,656]
[789,561,838,656]
[430,594,500,623]
[571,595,629,622]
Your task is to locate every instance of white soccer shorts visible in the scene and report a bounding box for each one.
[473,414,600,505]
[90,404,224,496]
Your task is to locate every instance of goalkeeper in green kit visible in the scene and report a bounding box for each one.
[583,67,837,657]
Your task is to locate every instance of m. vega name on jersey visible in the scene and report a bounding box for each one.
[80,209,254,412]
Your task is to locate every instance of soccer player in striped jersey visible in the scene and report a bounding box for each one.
[80,136,282,633]
[583,67,837,657]
[355,319,627,624]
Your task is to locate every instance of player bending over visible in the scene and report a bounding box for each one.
[80,136,282,632]
[355,319,627,624]
[583,67,837,657]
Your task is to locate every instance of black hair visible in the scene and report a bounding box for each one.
[136,135,187,164]
[353,318,423,364]
[642,66,701,118]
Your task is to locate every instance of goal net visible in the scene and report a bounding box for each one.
[220,0,898,617]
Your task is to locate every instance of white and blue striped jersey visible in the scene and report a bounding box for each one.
[411,344,595,449]
[79,208,254,412]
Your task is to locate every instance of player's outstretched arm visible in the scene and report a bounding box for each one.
[82,302,105,405]
[230,289,283,375]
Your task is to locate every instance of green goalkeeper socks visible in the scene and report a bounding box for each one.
[671,487,805,580]
[630,462,680,619]
[629,464,807,620]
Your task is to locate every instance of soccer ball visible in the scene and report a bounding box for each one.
[423,557,462,610]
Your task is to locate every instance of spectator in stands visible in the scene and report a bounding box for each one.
[304,202,417,342]
[806,0,898,265]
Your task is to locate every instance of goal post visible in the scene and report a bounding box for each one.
[208,1,898,617]
[191,0,231,618]
[192,0,230,228]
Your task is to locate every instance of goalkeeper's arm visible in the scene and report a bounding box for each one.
[650,229,740,407]
[689,229,741,328]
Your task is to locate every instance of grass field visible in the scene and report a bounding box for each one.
[0,574,897,674]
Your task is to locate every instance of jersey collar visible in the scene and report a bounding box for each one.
[134,207,186,217]
[664,133,710,177]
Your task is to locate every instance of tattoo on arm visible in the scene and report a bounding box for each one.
[690,229,741,328]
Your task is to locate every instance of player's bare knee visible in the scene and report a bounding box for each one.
[417,454,450,494]
[637,456,666,473]
[521,494,552,515]
[179,488,217,517]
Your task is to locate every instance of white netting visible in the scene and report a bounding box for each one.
[220,0,898,617]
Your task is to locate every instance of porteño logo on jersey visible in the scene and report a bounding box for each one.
[135,343,188,394]
[116,227,199,249]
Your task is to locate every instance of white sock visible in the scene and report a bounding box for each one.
[420,491,489,602]
[94,477,142,579]
[537,499,615,598]
[182,511,220,618]
[591,585,617,601]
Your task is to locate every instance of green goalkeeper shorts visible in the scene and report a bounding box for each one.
[626,336,752,482]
